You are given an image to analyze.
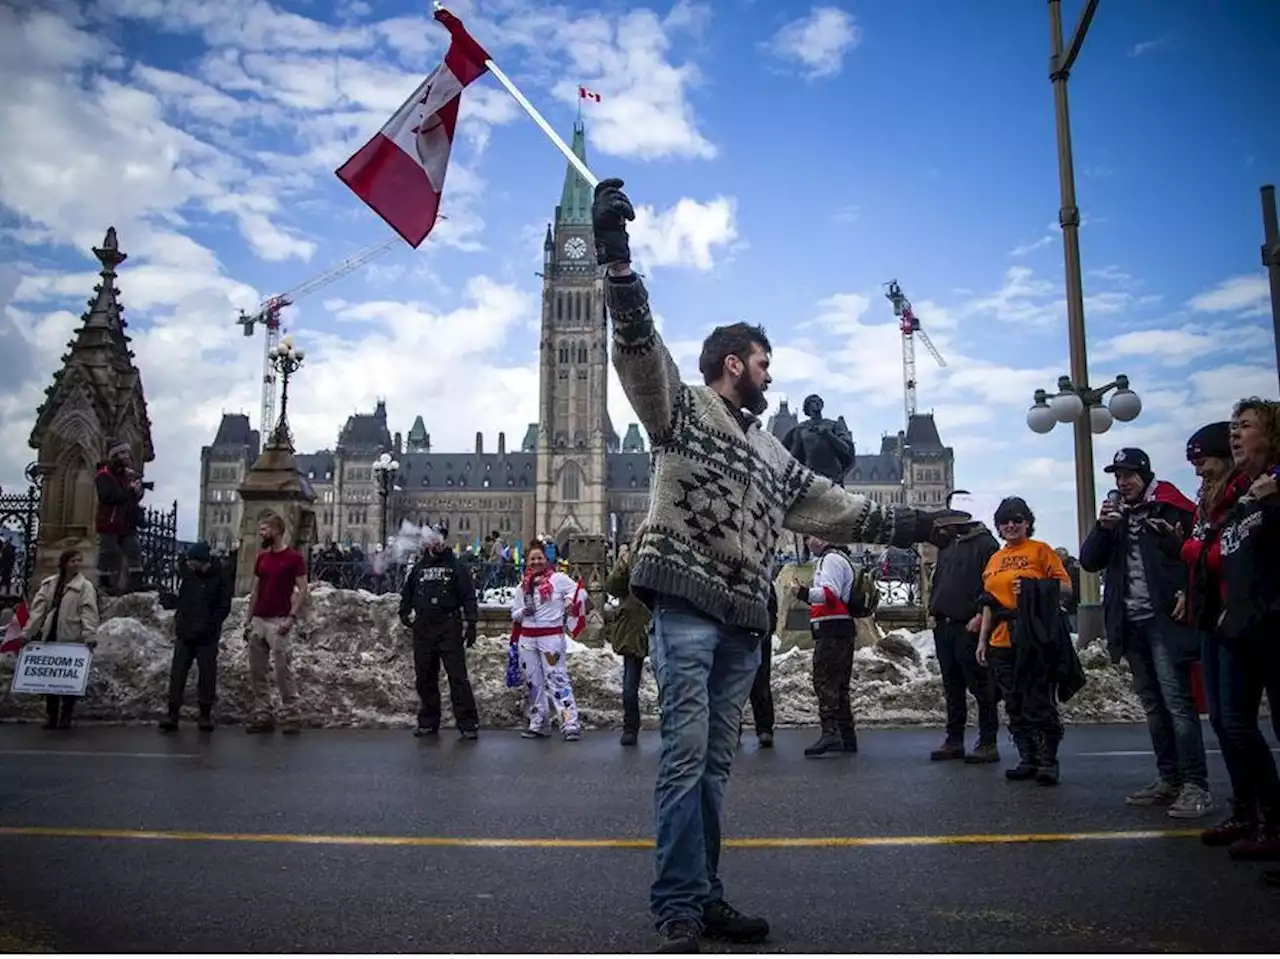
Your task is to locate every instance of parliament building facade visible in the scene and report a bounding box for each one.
[197,122,954,553]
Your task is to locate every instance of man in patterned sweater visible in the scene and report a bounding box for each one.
[592,178,965,953]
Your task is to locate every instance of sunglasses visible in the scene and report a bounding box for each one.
[998,515,1027,525]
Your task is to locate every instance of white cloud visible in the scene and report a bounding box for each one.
[1128,37,1169,58]
[630,197,739,271]
[1009,235,1053,257]
[1186,274,1270,316]
[763,6,861,80]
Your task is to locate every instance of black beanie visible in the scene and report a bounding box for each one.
[1186,422,1231,462]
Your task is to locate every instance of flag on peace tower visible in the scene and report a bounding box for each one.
[335,8,491,247]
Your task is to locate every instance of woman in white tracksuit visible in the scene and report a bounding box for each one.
[510,542,582,741]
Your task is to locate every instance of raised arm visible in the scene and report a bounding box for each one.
[778,446,940,548]
[593,178,684,441]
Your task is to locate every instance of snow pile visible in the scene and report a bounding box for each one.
[0,588,1143,728]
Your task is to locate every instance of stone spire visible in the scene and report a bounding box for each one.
[29,226,154,468]
[555,121,592,226]
[26,227,156,587]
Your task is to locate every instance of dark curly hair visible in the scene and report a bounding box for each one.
[994,496,1036,537]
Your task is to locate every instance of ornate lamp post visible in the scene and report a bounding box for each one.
[1026,372,1142,644]
[372,451,400,548]
[267,335,305,447]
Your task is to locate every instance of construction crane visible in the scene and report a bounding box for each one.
[236,236,402,443]
[884,280,947,430]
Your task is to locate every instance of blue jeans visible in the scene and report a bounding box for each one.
[1211,634,1280,811]
[649,600,763,930]
[1124,617,1208,789]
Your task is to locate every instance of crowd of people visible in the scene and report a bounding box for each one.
[4,178,1276,955]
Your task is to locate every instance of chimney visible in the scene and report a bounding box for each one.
[475,431,483,454]
[498,431,506,455]
[393,431,402,455]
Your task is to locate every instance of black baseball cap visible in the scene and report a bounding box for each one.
[1104,448,1151,475]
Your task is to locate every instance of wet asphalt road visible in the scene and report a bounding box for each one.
[0,721,1277,953]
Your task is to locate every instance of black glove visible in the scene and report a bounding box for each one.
[916,509,972,546]
[793,582,809,602]
[398,614,411,630]
[464,621,477,649]
[592,177,635,266]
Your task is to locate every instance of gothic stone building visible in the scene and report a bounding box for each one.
[198,122,954,553]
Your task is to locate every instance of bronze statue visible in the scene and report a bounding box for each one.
[783,394,857,486]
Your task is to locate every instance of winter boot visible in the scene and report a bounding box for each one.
[1228,807,1280,862]
[459,727,479,741]
[1035,731,1061,786]
[757,730,774,748]
[965,738,1001,764]
[655,919,700,953]
[197,707,215,732]
[620,730,638,746]
[930,738,965,761]
[805,720,843,757]
[158,708,179,733]
[702,900,769,944]
[837,722,859,753]
[245,718,275,734]
[414,725,439,738]
[1005,733,1039,781]
[1202,802,1258,847]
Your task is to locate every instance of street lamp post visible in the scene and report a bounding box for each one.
[1042,0,1105,643]
[267,335,305,447]
[372,451,400,549]
[1027,373,1142,643]
[1260,184,1280,391]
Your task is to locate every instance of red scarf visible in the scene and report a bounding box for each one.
[522,566,554,603]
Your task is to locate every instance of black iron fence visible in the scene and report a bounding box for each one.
[307,550,522,604]
[0,482,39,602]
[136,500,181,596]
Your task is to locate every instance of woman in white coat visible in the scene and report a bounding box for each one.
[23,548,101,729]
[510,542,582,741]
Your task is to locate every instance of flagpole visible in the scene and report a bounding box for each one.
[431,1,599,189]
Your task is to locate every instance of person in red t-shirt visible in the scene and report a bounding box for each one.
[244,513,308,734]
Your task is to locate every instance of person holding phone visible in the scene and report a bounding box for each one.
[1080,448,1210,819]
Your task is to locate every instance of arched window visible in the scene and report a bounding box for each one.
[556,294,563,321]
[558,344,569,364]
[577,343,588,363]
[561,464,582,501]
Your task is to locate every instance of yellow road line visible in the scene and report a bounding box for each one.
[0,825,1201,849]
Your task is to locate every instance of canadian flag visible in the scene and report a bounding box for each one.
[564,579,589,640]
[578,86,602,103]
[335,8,491,248]
[1,600,29,654]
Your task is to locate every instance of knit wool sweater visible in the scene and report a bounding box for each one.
[607,273,928,633]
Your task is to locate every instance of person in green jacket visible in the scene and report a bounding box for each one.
[607,538,652,746]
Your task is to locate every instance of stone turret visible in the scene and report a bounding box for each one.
[27,227,155,587]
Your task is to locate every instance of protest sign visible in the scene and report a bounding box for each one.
[10,643,93,696]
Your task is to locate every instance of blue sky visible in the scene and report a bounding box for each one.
[0,0,1276,546]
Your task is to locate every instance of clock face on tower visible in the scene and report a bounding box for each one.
[563,236,588,260]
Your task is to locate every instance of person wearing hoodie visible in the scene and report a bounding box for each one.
[399,524,480,739]
[159,542,231,732]
[1079,447,1211,820]
[794,535,870,756]
[928,498,1002,764]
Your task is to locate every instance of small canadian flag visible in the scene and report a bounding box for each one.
[578,86,602,103]
[564,579,589,639]
[1,599,29,654]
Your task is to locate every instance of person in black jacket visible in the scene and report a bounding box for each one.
[160,542,231,732]
[1080,447,1213,820]
[1203,397,1280,862]
[928,510,1001,763]
[94,443,145,595]
[399,525,480,739]
[745,578,778,748]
